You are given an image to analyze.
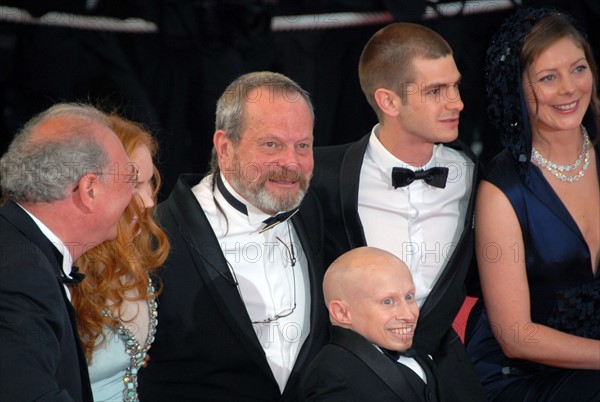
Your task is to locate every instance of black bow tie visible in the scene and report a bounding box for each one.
[381,347,417,361]
[392,167,449,189]
[61,265,85,285]
[50,244,85,286]
[261,208,299,233]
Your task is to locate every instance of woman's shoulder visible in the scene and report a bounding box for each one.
[483,150,521,189]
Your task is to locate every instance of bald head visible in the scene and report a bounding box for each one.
[324,246,412,305]
[0,103,136,259]
[324,247,418,351]
[26,102,112,146]
[0,103,119,202]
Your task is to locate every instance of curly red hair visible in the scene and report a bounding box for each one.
[72,115,170,361]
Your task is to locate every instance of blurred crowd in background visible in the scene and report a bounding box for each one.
[1,0,598,200]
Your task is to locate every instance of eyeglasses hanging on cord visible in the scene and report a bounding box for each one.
[180,217,298,324]
[251,220,297,324]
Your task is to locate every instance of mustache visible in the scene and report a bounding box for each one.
[266,164,310,183]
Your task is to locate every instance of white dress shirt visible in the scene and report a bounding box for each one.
[358,126,474,306]
[375,345,427,383]
[192,174,310,392]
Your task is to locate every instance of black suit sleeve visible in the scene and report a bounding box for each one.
[300,359,357,402]
[0,249,77,402]
[311,144,356,266]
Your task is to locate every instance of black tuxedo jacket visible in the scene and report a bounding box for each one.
[137,174,329,402]
[310,135,485,402]
[300,326,440,402]
[0,201,92,402]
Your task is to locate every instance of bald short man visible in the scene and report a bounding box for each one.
[300,247,441,402]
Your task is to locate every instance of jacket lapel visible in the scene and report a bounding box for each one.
[165,175,276,382]
[0,201,93,401]
[413,352,441,402]
[285,209,326,387]
[419,140,479,319]
[1,201,61,271]
[339,134,370,248]
[1,202,77,306]
[331,326,425,402]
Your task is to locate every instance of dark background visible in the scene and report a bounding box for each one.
[1,0,598,200]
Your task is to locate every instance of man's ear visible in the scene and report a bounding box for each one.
[74,173,99,210]
[328,300,352,325]
[213,130,231,161]
[374,88,401,118]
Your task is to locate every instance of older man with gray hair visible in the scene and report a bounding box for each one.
[0,103,136,402]
[138,71,328,402]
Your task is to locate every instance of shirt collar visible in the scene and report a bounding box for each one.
[16,203,73,277]
[215,173,274,228]
[367,124,441,176]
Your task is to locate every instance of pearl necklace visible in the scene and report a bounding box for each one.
[531,126,591,183]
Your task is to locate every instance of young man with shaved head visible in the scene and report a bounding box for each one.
[311,22,484,401]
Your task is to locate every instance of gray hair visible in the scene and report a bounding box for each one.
[0,103,111,202]
[208,71,314,174]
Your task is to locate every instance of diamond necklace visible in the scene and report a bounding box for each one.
[531,126,591,183]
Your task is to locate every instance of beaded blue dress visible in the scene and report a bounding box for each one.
[88,282,158,402]
[466,144,600,401]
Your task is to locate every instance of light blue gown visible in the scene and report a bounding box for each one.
[88,283,157,402]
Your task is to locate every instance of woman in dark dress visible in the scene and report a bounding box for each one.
[466,7,600,402]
